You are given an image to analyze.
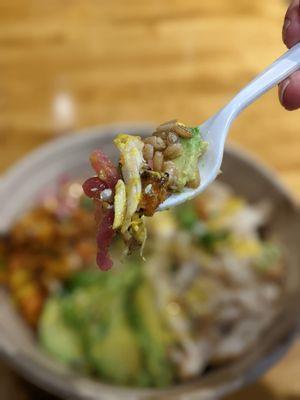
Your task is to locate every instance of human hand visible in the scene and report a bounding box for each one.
[279,0,300,110]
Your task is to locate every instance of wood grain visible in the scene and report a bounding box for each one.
[0,1,299,399]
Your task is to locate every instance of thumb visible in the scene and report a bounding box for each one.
[279,70,300,110]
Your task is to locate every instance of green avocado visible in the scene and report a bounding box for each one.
[39,298,84,367]
[62,266,142,385]
[86,309,141,385]
[39,266,175,387]
[173,127,207,191]
[133,282,174,387]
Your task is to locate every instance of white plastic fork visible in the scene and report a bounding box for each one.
[159,43,300,211]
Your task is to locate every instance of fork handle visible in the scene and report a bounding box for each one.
[223,42,300,118]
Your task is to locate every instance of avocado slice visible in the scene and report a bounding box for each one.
[39,298,84,367]
[63,266,142,385]
[173,127,207,191]
[133,282,174,388]
[86,308,141,385]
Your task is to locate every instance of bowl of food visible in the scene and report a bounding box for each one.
[0,123,299,400]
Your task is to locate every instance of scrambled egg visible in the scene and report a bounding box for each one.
[114,134,145,233]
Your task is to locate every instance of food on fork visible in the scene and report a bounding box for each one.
[82,120,207,270]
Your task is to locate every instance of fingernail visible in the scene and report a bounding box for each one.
[279,78,291,105]
[282,17,291,40]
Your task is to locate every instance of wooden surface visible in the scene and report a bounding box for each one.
[0,0,300,399]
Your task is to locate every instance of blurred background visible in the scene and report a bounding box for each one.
[0,0,300,399]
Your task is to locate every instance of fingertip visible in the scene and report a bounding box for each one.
[279,78,291,106]
[284,19,300,48]
[279,71,300,110]
[283,0,300,48]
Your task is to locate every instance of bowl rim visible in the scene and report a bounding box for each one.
[0,122,299,400]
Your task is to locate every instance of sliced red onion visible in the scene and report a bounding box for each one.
[96,207,115,271]
[82,177,107,199]
[82,150,119,270]
[90,150,119,188]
